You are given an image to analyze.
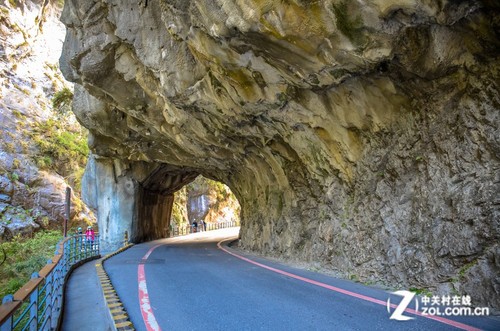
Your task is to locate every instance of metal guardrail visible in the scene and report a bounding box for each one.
[0,234,100,331]
[169,221,239,237]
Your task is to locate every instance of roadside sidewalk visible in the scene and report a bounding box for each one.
[60,260,113,331]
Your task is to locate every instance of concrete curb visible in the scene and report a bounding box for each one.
[95,245,136,331]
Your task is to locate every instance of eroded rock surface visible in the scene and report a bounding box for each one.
[0,0,95,239]
[60,0,499,308]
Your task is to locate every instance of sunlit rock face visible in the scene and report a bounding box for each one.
[188,193,210,223]
[60,1,499,308]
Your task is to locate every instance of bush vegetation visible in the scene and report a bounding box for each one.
[0,230,61,299]
[52,87,73,115]
[30,118,88,191]
[171,187,188,227]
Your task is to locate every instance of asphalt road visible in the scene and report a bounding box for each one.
[105,228,499,331]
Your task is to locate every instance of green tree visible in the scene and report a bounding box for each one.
[52,87,74,115]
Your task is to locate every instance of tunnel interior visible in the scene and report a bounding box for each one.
[135,166,242,243]
[133,164,199,243]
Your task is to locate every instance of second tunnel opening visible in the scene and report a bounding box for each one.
[170,176,241,237]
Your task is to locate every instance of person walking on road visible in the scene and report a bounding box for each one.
[85,226,95,249]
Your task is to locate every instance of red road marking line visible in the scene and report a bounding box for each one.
[217,240,481,331]
[138,244,163,331]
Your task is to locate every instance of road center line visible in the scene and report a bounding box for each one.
[138,244,164,331]
[217,239,480,331]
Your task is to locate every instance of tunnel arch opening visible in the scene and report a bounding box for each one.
[133,164,199,243]
[169,176,241,237]
[132,163,241,244]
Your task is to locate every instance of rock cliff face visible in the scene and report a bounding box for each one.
[0,0,95,239]
[60,1,499,308]
[188,191,210,224]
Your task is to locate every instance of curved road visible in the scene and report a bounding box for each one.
[105,228,499,331]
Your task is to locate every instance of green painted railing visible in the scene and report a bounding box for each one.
[0,235,100,331]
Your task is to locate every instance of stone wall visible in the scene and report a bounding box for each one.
[61,0,499,308]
